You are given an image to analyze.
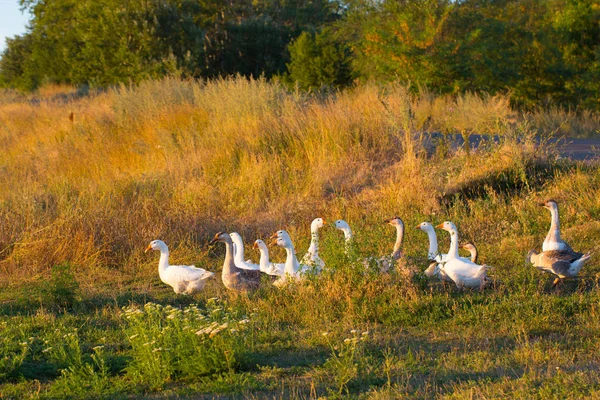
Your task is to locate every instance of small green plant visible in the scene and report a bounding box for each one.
[122,299,251,390]
[41,264,80,310]
[0,337,28,382]
[49,345,114,399]
[321,329,370,396]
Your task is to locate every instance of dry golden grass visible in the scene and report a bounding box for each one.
[2,77,600,398]
[0,77,597,288]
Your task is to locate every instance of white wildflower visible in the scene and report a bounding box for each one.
[42,347,53,353]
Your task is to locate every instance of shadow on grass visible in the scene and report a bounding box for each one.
[438,159,574,210]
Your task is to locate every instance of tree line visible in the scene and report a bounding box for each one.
[1,0,599,110]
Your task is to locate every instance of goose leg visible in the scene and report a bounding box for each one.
[552,277,561,288]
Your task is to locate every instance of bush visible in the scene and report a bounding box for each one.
[122,299,252,390]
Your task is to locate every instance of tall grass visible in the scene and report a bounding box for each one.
[1,77,600,398]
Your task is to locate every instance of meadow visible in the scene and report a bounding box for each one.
[1,77,600,399]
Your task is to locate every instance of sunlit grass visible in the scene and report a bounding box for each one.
[0,77,600,398]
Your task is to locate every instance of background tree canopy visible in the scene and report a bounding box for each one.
[1,0,599,110]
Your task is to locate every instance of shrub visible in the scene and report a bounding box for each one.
[122,299,252,390]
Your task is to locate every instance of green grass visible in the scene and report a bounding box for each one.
[1,78,600,398]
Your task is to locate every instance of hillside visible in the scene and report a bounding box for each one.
[1,78,600,398]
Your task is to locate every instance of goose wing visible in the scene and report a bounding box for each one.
[168,265,213,282]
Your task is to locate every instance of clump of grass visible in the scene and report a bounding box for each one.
[41,264,81,310]
[46,332,116,399]
[319,329,371,396]
[122,299,251,391]
[0,337,28,382]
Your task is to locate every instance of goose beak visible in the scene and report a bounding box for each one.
[322,219,327,225]
[269,232,278,239]
[269,239,278,247]
[435,223,444,229]
[414,225,421,230]
[144,244,153,253]
[253,242,259,249]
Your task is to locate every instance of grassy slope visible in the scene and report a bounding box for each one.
[0,78,600,399]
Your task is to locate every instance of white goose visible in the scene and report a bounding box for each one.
[417,222,475,281]
[230,232,261,271]
[460,242,478,263]
[542,200,575,252]
[145,240,214,294]
[334,218,404,272]
[270,230,314,286]
[416,221,452,281]
[415,221,447,263]
[374,217,405,272]
[301,218,326,271]
[253,239,285,277]
[334,219,355,257]
[435,221,490,289]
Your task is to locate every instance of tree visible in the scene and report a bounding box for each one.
[285,28,354,90]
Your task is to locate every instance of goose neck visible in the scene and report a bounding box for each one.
[392,224,404,259]
[307,232,319,254]
[447,229,460,259]
[342,228,353,241]
[549,207,561,231]
[158,250,169,272]
[222,238,240,275]
[258,246,270,270]
[284,244,298,275]
[425,228,438,260]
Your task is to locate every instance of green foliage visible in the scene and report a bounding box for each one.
[0,337,28,382]
[0,35,38,91]
[285,28,353,91]
[1,0,340,89]
[122,300,250,390]
[42,264,80,310]
[46,332,116,399]
[321,330,370,396]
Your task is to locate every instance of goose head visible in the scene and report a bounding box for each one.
[270,230,292,248]
[435,221,458,235]
[460,242,477,253]
[541,199,558,211]
[311,218,326,231]
[145,239,168,253]
[210,231,231,245]
[269,230,289,246]
[387,216,404,228]
[424,261,440,278]
[253,239,267,251]
[415,221,434,232]
[229,232,242,243]
[527,249,539,264]
[460,241,478,262]
[334,220,350,230]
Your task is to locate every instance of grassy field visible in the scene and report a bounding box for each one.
[1,78,600,399]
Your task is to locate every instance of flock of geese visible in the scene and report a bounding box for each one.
[145,200,592,294]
